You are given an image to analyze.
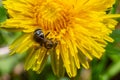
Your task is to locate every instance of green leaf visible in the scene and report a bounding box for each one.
[0,6,7,22]
[105,29,120,55]
[109,0,119,14]
[100,60,120,80]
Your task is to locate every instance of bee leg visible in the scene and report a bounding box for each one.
[54,41,58,48]
[45,32,50,37]
[49,38,53,40]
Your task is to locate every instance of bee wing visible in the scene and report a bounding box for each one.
[24,46,49,73]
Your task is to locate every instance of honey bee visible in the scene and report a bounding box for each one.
[33,29,57,49]
[24,29,58,72]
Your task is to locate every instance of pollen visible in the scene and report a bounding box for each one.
[34,2,71,37]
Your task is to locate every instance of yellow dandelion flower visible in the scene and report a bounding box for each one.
[1,0,120,77]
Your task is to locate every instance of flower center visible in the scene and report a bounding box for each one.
[34,2,70,35]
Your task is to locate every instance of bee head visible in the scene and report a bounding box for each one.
[33,29,44,42]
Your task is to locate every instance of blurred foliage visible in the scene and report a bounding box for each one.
[0,6,7,22]
[0,0,120,80]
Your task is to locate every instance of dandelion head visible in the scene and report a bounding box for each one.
[1,0,120,77]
